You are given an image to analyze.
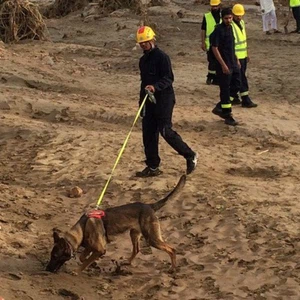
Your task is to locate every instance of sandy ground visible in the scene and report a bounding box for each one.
[0,1,300,299]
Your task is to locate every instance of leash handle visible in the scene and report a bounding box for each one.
[96,94,149,208]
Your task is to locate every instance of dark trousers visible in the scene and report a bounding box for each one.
[142,97,193,169]
[207,51,217,79]
[216,66,241,115]
[239,58,249,96]
[292,6,300,31]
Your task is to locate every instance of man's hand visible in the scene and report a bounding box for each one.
[221,64,230,74]
[145,85,155,93]
[201,43,207,52]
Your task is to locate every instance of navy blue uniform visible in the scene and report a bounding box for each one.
[210,23,241,115]
[139,47,194,169]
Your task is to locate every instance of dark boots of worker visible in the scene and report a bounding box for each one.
[206,74,218,85]
[241,96,257,108]
[231,96,241,106]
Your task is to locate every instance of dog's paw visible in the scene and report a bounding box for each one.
[167,266,180,275]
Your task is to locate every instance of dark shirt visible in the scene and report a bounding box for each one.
[210,22,237,69]
[201,9,221,30]
[139,47,174,102]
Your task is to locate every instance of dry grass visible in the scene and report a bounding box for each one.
[0,0,47,43]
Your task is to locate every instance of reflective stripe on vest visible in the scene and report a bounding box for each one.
[205,12,218,50]
[232,20,247,59]
[290,0,300,7]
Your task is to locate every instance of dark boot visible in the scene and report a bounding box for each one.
[186,152,198,175]
[224,115,239,126]
[231,97,241,106]
[212,104,227,119]
[206,76,213,85]
[211,75,219,86]
[206,74,217,85]
[241,96,257,108]
[136,167,162,177]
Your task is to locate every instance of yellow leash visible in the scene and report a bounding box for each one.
[96,94,148,208]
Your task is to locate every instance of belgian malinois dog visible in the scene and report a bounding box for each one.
[46,175,186,273]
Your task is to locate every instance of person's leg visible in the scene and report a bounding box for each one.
[262,13,270,33]
[207,51,217,84]
[237,59,257,108]
[270,9,280,32]
[292,6,300,32]
[219,71,232,115]
[212,67,231,116]
[156,96,197,174]
[218,69,238,126]
[156,97,194,159]
[141,102,160,169]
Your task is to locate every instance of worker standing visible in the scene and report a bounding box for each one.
[201,0,222,85]
[135,26,198,177]
[211,8,241,126]
[289,0,300,33]
[231,4,258,108]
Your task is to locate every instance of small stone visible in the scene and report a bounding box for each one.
[68,186,83,198]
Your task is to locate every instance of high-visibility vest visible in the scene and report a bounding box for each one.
[290,0,300,7]
[232,20,247,59]
[204,12,219,49]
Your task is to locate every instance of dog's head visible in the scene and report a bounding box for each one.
[46,231,73,273]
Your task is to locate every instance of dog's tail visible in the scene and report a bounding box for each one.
[150,175,186,212]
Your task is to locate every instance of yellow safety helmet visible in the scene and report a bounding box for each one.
[232,4,245,16]
[210,0,221,6]
[136,26,156,43]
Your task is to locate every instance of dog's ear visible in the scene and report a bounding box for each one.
[53,231,60,243]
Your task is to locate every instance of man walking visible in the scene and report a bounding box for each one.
[231,4,258,108]
[211,8,241,126]
[136,26,197,177]
[201,0,222,85]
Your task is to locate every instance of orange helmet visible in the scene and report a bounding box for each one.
[232,4,245,16]
[136,26,156,43]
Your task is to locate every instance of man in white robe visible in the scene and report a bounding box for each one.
[259,0,281,34]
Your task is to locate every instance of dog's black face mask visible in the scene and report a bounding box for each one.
[46,232,72,273]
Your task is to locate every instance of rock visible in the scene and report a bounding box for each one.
[177,9,185,18]
[83,15,101,23]
[42,55,54,66]
[110,8,131,18]
[68,186,83,198]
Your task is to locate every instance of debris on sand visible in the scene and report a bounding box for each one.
[44,0,165,18]
[0,0,47,43]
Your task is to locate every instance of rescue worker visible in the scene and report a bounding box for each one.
[289,0,300,33]
[135,26,197,177]
[231,4,258,108]
[201,0,222,85]
[211,7,241,126]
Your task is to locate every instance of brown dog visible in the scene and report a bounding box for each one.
[46,175,186,273]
